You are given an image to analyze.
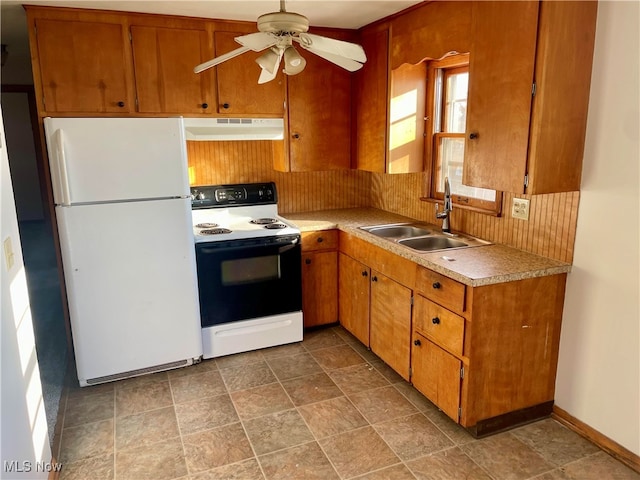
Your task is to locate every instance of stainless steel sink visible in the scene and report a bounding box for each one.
[360,222,491,253]
[361,224,431,239]
[398,236,468,251]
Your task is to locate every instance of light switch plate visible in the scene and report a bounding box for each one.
[512,198,530,220]
[3,236,15,270]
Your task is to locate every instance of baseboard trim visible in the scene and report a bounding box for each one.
[552,405,640,474]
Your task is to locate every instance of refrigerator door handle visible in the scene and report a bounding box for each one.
[52,129,72,206]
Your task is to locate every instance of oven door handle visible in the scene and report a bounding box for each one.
[278,237,299,254]
[196,237,299,255]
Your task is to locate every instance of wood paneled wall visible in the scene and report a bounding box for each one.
[187,141,579,263]
[370,172,579,263]
[186,141,371,213]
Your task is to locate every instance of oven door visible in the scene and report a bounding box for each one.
[195,234,302,327]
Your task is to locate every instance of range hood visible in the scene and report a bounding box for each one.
[183,118,284,141]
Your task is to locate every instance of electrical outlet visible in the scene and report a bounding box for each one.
[512,198,530,220]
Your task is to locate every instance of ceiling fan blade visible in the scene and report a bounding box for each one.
[258,50,283,84]
[303,48,364,72]
[236,32,278,52]
[194,46,251,73]
[296,33,367,63]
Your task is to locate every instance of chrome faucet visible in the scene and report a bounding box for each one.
[435,177,452,233]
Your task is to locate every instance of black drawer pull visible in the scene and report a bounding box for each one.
[361,271,368,277]
[432,317,441,325]
[305,258,311,265]
[432,282,441,289]
[117,101,125,107]
[414,339,421,346]
[372,276,378,282]
[317,237,323,243]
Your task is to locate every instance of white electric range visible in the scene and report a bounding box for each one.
[190,182,303,358]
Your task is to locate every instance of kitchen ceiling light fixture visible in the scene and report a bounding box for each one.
[194,0,366,84]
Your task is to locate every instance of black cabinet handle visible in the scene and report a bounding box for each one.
[305,258,311,265]
[469,132,478,140]
[432,282,441,289]
[361,271,368,277]
[372,276,378,282]
[414,339,421,346]
[432,317,441,325]
[317,237,323,243]
[292,133,300,139]
[201,103,209,109]
[117,101,125,107]
[222,103,230,109]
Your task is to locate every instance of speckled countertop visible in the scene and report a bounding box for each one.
[281,207,571,287]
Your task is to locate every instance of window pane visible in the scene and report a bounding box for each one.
[445,72,468,133]
[436,136,496,202]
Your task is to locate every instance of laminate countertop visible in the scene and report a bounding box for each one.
[282,207,571,287]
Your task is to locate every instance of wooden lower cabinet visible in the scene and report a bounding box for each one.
[301,230,339,328]
[338,253,370,345]
[370,271,412,380]
[411,333,462,422]
[301,251,338,327]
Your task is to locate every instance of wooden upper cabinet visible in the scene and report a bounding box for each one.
[285,30,352,172]
[355,27,389,173]
[463,1,539,194]
[464,0,597,194]
[214,31,285,115]
[390,1,472,69]
[32,17,134,114]
[131,25,214,114]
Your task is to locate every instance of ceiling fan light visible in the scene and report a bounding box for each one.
[256,48,280,74]
[283,46,306,75]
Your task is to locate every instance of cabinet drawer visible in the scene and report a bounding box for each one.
[301,230,339,252]
[414,295,464,356]
[415,267,466,314]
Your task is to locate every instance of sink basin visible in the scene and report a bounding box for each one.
[398,236,469,251]
[363,225,431,239]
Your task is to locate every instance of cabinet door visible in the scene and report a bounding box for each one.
[338,253,370,346]
[286,45,352,171]
[355,27,388,173]
[412,333,461,422]
[131,25,214,114]
[370,270,412,380]
[463,1,539,193]
[214,31,285,115]
[302,251,338,328]
[34,18,133,113]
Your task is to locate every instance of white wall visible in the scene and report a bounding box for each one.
[0,107,51,477]
[555,1,640,456]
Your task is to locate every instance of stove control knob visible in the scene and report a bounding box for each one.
[197,192,205,200]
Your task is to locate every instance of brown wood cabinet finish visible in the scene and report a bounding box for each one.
[283,34,352,172]
[301,230,339,328]
[411,333,462,422]
[31,15,134,114]
[370,271,413,380]
[464,1,597,194]
[214,31,285,115]
[131,25,214,114]
[338,253,370,346]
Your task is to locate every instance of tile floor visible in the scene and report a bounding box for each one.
[56,326,639,480]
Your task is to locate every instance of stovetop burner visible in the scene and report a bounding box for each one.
[195,222,218,229]
[200,228,232,235]
[264,223,287,230]
[250,218,278,225]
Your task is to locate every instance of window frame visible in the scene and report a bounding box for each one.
[422,54,503,216]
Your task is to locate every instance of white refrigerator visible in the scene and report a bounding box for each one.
[44,117,202,386]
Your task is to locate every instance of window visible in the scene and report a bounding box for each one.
[425,54,502,214]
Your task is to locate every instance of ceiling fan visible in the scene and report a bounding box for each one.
[193,0,367,84]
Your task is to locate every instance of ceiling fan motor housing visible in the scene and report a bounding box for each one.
[257,12,310,35]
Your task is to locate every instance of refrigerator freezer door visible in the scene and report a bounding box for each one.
[56,198,202,383]
[44,117,190,205]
